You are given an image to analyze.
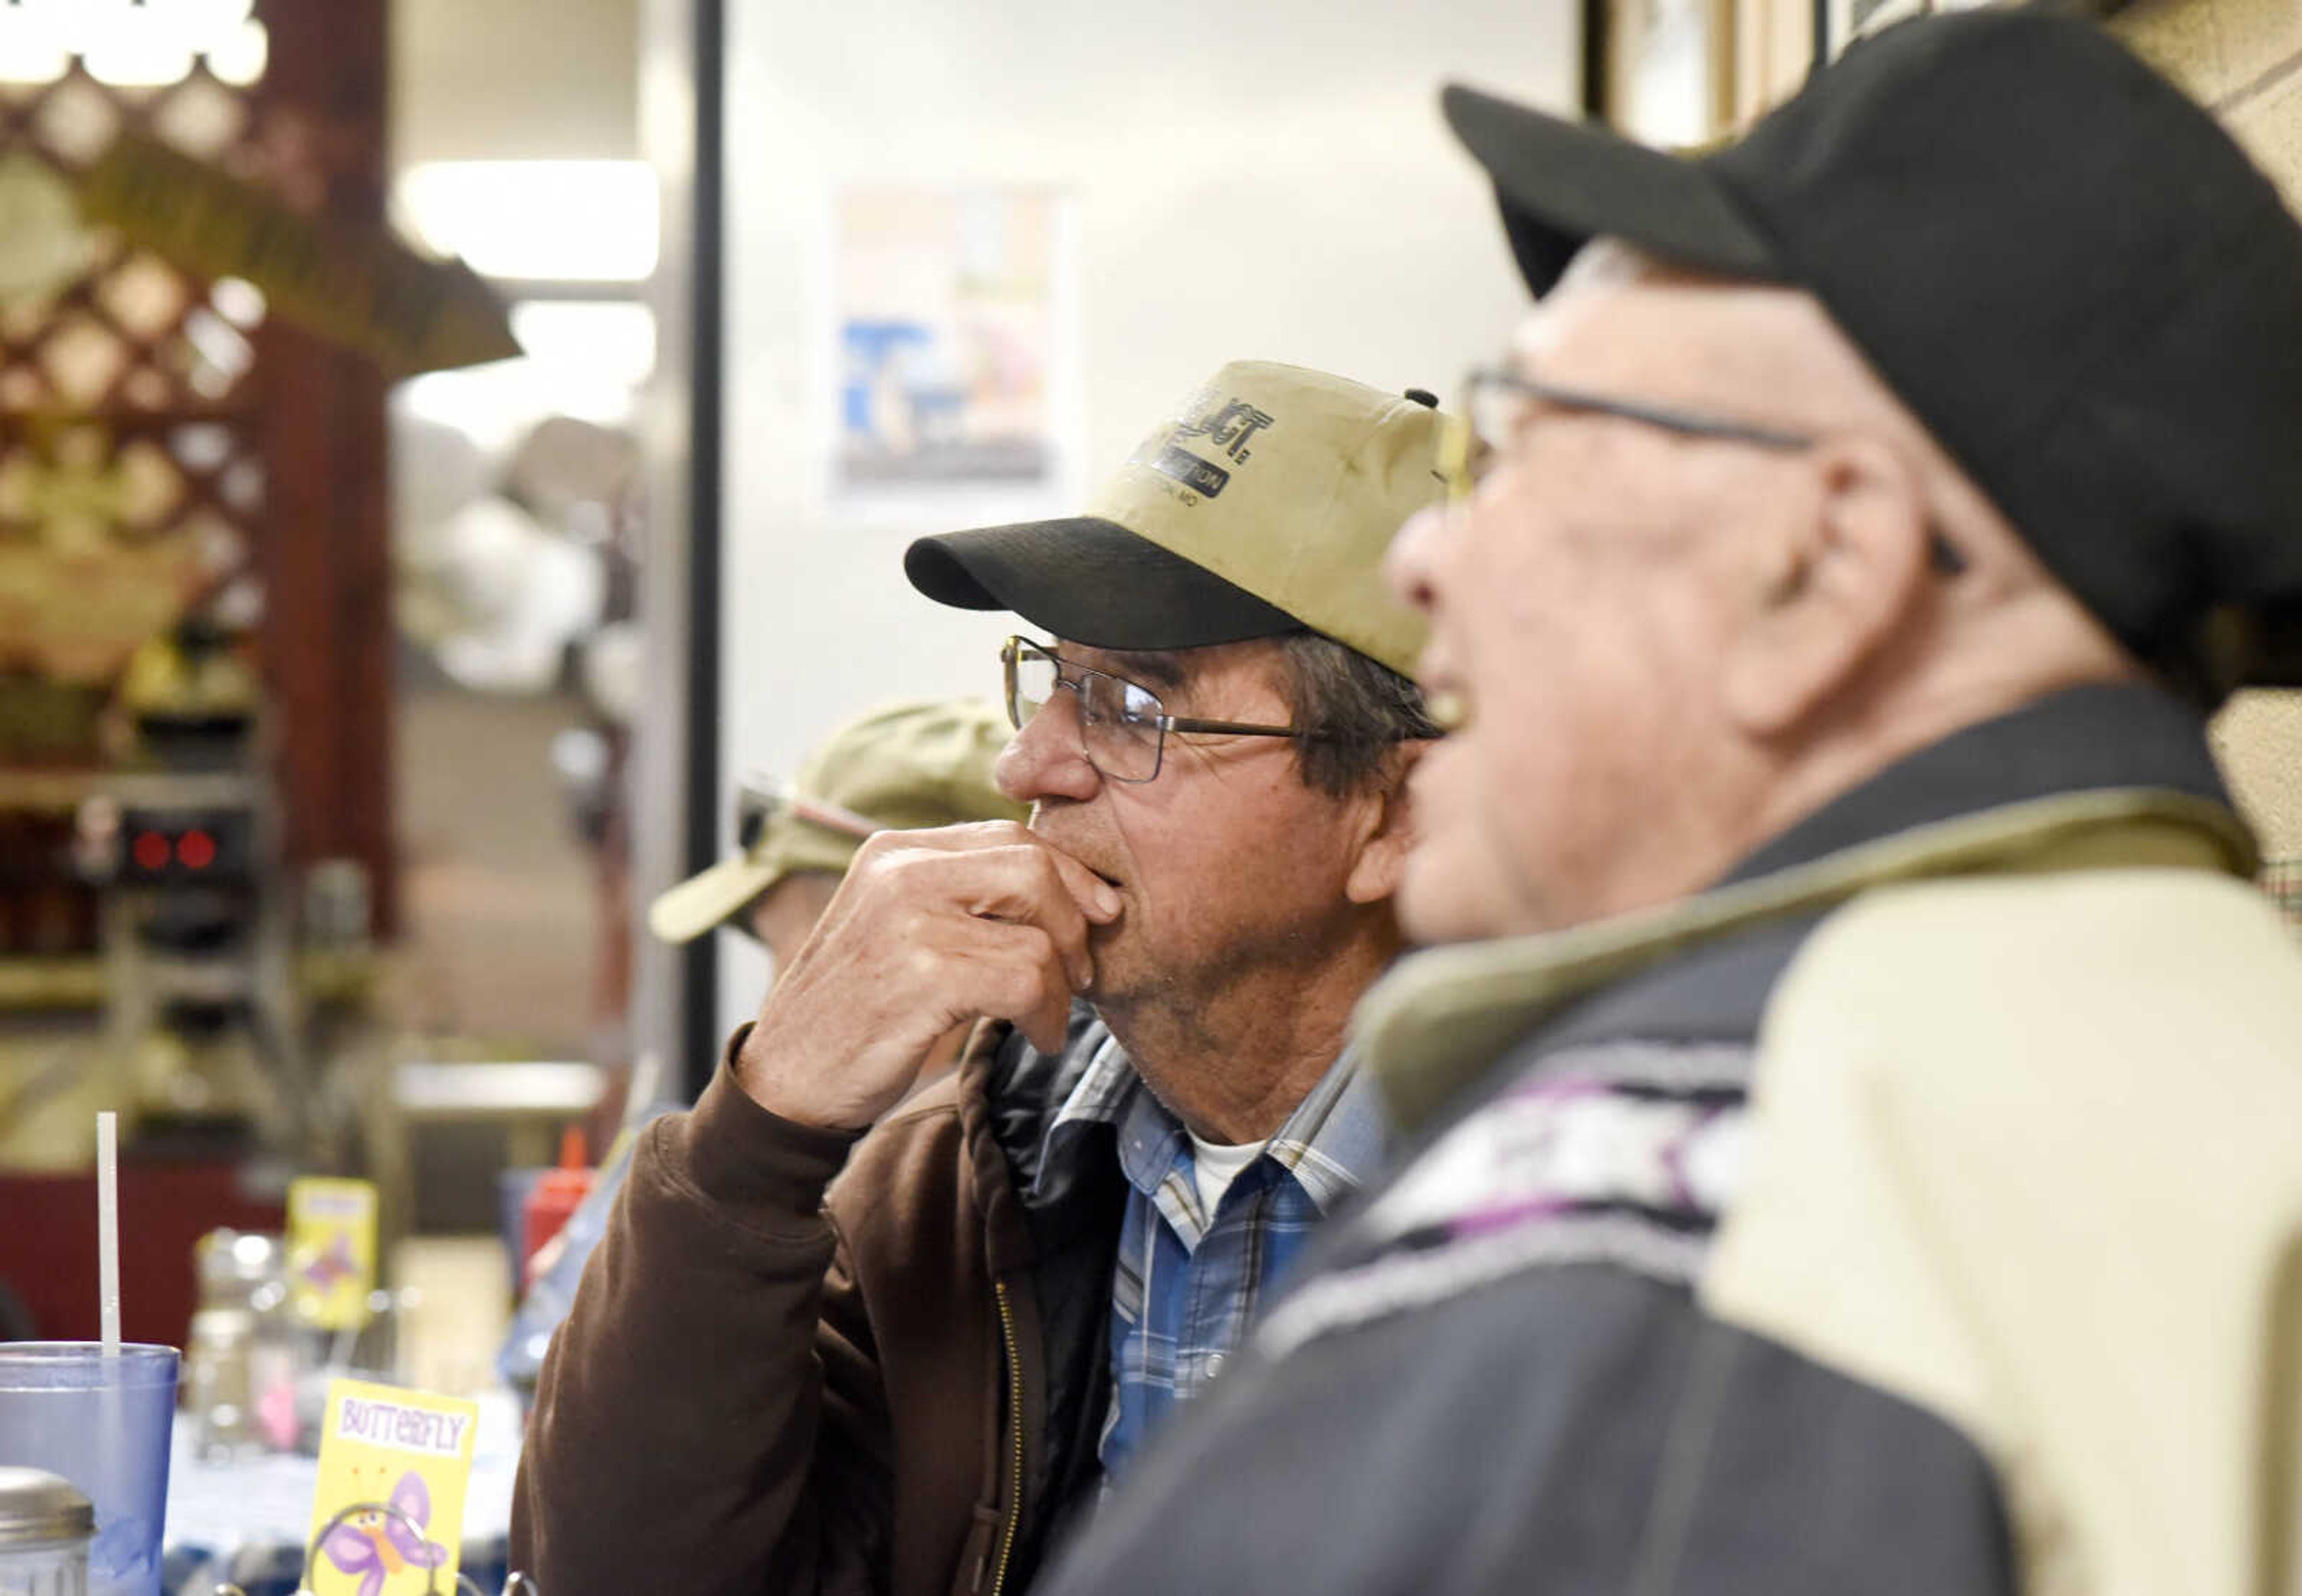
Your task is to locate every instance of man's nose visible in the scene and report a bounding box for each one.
[1387,502,1450,615]
[995,694,1100,805]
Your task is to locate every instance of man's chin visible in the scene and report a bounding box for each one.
[1398,848,1516,947]
[1081,922,1131,1005]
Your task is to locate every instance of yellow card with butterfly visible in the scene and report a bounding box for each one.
[308,1380,479,1596]
[288,1177,379,1331]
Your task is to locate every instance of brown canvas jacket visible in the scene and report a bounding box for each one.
[511,1012,1123,1596]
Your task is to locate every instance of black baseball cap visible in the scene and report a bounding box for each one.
[1445,5,2302,703]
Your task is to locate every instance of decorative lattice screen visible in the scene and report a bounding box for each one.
[0,1,429,944]
[0,40,273,691]
[0,8,385,963]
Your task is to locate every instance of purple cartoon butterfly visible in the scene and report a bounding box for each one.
[303,1233,357,1291]
[320,1470,450,1596]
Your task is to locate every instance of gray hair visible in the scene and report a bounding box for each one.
[1272,631,1439,799]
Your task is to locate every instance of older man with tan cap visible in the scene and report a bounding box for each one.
[516,360,1447,1596]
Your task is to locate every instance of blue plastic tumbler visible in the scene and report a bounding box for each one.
[0,1344,179,1596]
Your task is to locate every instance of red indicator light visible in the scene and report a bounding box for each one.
[132,832,171,872]
[177,830,217,870]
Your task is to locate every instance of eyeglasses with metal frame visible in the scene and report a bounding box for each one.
[1438,366,1965,574]
[999,635,1304,784]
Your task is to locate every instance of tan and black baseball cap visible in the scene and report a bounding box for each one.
[647,698,1027,944]
[903,361,1448,678]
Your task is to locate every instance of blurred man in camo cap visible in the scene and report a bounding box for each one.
[648,697,1026,969]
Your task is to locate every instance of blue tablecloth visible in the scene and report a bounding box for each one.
[160,1394,522,1596]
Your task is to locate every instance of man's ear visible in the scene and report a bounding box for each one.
[1721,437,1932,737]
[1344,742,1423,906]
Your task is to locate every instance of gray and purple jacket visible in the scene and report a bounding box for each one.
[1041,683,2302,1596]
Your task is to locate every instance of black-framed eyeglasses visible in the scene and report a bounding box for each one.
[1000,636,1304,784]
[1439,366,1965,575]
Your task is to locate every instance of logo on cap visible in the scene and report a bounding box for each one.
[1135,386,1277,501]
[1176,392,1276,463]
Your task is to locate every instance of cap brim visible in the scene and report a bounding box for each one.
[1441,83,1785,296]
[646,853,775,945]
[905,516,1303,651]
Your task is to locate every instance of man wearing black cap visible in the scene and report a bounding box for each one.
[514,361,1446,1596]
[1041,11,2302,1595]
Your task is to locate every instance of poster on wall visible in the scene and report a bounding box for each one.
[832,186,1068,500]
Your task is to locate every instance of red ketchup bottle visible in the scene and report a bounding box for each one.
[520,1127,595,1294]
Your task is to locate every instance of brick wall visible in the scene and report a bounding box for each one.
[2114,0,2302,866]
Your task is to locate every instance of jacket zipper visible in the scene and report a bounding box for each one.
[989,1280,1026,1596]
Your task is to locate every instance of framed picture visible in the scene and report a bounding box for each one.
[829,186,1072,501]
[1604,0,1737,146]
[1730,0,1817,127]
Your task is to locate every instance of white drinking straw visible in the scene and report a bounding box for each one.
[97,1110,120,1355]
[92,1113,124,1585]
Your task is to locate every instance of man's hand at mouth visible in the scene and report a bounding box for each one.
[735,821,1125,1131]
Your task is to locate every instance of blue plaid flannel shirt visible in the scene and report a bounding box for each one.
[1036,1023,1387,1484]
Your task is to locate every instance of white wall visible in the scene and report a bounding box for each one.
[718,0,1581,1033]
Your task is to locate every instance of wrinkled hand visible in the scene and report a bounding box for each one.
[734,821,1124,1131]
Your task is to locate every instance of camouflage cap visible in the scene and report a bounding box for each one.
[647,697,1027,944]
